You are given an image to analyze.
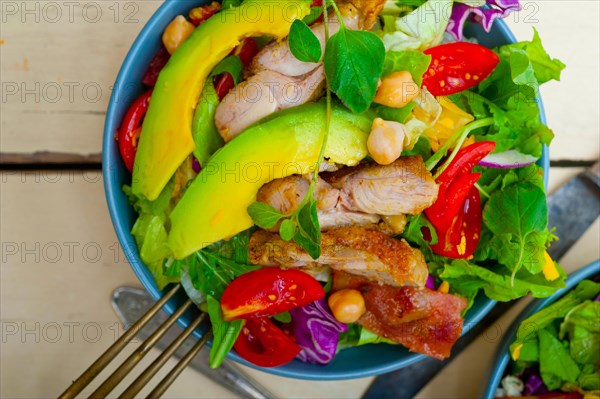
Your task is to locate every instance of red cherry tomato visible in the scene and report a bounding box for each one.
[231,38,259,67]
[141,46,170,87]
[213,73,235,101]
[117,89,152,172]
[234,317,301,367]
[425,141,495,232]
[221,268,325,321]
[430,185,481,258]
[422,42,500,96]
[189,2,221,26]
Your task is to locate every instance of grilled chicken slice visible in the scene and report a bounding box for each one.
[333,271,467,359]
[249,227,428,288]
[256,175,384,230]
[256,157,437,231]
[325,156,438,215]
[249,5,360,77]
[215,66,326,141]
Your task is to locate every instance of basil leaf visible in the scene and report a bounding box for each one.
[303,6,323,25]
[207,295,244,368]
[221,0,243,9]
[293,197,321,259]
[324,27,385,113]
[279,218,297,241]
[247,202,285,229]
[211,55,244,84]
[289,19,322,63]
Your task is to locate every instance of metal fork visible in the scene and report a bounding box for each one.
[58,284,225,398]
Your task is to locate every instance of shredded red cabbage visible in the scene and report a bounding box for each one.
[447,0,521,41]
[426,274,437,290]
[290,299,348,365]
[523,372,544,395]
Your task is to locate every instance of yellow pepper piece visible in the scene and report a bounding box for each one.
[423,96,474,152]
[438,281,450,294]
[542,251,560,281]
[511,343,523,361]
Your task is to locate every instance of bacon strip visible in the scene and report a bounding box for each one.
[333,272,468,359]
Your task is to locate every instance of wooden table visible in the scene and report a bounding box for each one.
[1,1,598,397]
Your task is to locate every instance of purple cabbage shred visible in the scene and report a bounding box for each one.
[426,274,437,290]
[447,0,521,41]
[523,372,544,395]
[290,299,348,365]
[192,157,201,173]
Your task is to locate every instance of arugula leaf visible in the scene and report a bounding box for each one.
[324,27,385,113]
[247,202,285,229]
[273,311,292,323]
[211,55,244,84]
[293,196,322,259]
[289,19,322,63]
[560,301,600,364]
[207,295,244,368]
[381,50,431,85]
[539,328,581,389]
[189,250,259,300]
[483,182,549,280]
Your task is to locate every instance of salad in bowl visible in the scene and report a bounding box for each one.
[106,0,567,376]
[488,261,600,399]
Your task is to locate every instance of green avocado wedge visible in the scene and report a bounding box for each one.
[132,0,311,201]
[168,101,373,259]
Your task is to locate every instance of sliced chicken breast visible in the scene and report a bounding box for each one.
[215,66,326,141]
[325,156,439,215]
[249,227,428,288]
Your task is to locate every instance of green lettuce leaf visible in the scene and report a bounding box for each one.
[382,0,452,51]
[539,328,581,390]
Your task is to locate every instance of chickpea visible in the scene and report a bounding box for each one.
[374,71,420,108]
[162,15,196,55]
[367,118,407,165]
[328,289,366,324]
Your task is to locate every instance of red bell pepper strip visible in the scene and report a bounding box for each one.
[221,268,325,321]
[430,185,482,258]
[141,46,170,87]
[422,42,500,96]
[234,317,301,367]
[425,141,496,232]
[189,2,221,26]
[117,89,152,172]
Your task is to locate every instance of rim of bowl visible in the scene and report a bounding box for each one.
[483,260,600,399]
[103,3,550,380]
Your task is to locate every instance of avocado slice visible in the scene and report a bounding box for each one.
[168,101,373,259]
[132,0,311,201]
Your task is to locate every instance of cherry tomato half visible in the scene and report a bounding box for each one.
[430,185,482,258]
[117,89,152,172]
[221,268,325,321]
[234,317,301,367]
[422,42,500,96]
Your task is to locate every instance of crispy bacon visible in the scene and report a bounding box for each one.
[333,272,467,359]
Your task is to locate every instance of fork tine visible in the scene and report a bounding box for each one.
[89,299,194,398]
[118,312,208,399]
[146,331,213,399]
[58,284,182,399]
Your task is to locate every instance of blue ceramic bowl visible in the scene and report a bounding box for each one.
[484,260,600,398]
[103,1,550,380]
